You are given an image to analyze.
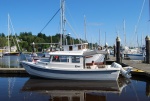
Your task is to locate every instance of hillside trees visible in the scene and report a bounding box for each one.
[0,32,89,52]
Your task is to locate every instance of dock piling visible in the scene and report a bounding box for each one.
[145,36,150,64]
[113,44,116,57]
[116,37,121,64]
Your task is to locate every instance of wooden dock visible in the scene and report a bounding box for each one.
[108,56,150,78]
[0,68,27,74]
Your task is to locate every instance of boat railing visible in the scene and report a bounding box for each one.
[36,60,48,65]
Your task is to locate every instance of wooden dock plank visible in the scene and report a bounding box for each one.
[0,68,27,74]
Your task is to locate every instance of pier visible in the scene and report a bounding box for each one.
[0,68,27,74]
[107,56,150,78]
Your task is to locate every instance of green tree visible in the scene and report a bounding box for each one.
[0,37,7,47]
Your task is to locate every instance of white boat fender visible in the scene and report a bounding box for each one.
[111,62,132,79]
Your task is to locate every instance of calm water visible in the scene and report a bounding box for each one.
[0,76,150,101]
[0,56,150,101]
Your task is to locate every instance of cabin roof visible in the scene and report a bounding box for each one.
[49,51,84,56]
[49,49,107,56]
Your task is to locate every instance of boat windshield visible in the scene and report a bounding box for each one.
[71,56,80,63]
[52,55,69,62]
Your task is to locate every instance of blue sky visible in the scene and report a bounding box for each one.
[0,0,149,46]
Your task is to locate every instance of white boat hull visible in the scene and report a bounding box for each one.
[21,61,120,81]
[126,54,144,60]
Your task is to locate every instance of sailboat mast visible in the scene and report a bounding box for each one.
[149,0,150,37]
[99,29,100,46]
[8,14,10,52]
[123,19,126,46]
[149,0,150,21]
[105,32,106,47]
[84,15,87,42]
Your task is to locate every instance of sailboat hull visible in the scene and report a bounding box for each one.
[3,52,20,56]
[126,54,144,60]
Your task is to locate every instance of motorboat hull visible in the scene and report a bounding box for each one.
[21,61,120,81]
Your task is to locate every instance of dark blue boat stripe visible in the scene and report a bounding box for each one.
[127,54,143,56]
[23,62,117,74]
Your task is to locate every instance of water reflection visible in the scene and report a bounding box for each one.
[21,77,130,101]
[146,82,150,97]
[132,76,150,97]
[1,76,150,101]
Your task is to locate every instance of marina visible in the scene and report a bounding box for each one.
[0,52,150,101]
[1,0,150,100]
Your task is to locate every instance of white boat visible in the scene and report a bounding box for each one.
[126,53,144,60]
[123,46,145,60]
[20,49,132,81]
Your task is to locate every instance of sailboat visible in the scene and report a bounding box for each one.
[3,14,21,56]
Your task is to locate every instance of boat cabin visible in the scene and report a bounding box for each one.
[47,51,84,69]
[36,50,106,69]
[63,43,88,51]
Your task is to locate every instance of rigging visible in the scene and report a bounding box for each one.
[40,7,62,33]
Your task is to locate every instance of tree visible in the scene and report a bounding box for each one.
[0,37,7,47]
[0,33,5,37]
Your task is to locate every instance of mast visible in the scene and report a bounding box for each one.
[149,0,150,37]
[60,0,66,47]
[60,0,62,48]
[105,32,106,47]
[8,14,10,52]
[123,19,126,47]
[99,29,100,46]
[9,15,21,52]
[84,15,87,42]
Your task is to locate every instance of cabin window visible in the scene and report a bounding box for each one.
[82,44,87,49]
[78,45,81,50]
[52,55,69,62]
[52,55,60,62]
[71,56,80,63]
[69,46,73,51]
[59,56,69,62]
